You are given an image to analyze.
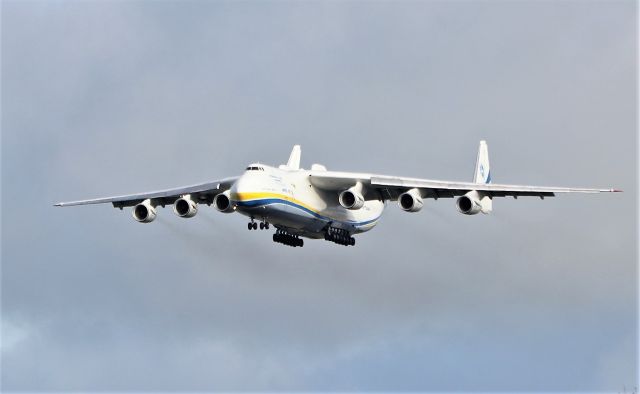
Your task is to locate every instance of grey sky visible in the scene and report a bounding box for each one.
[1,0,637,391]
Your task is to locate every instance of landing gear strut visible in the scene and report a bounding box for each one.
[324,227,355,246]
[273,229,303,247]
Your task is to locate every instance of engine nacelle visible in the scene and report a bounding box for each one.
[132,199,157,223]
[339,186,365,210]
[214,190,234,213]
[173,195,197,218]
[457,191,492,215]
[398,188,423,212]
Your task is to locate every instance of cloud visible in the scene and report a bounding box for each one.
[2,0,636,391]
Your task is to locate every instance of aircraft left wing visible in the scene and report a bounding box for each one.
[54,176,238,208]
[309,171,620,200]
[308,140,620,202]
[368,175,619,199]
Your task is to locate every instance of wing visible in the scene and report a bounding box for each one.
[369,175,619,199]
[55,176,238,208]
[308,171,619,200]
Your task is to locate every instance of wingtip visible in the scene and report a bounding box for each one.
[612,189,623,193]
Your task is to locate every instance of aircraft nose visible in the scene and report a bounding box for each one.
[231,175,252,201]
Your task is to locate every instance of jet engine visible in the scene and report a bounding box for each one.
[456,191,492,215]
[339,186,365,210]
[214,190,234,213]
[132,199,157,223]
[173,195,197,218]
[398,188,423,212]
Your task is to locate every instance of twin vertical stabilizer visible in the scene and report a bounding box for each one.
[473,140,491,184]
[284,145,301,170]
[473,140,492,213]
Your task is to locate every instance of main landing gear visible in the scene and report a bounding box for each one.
[247,220,269,231]
[325,227,355,246]
[273,229,303,247]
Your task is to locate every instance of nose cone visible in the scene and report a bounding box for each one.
[231,174,246,195]
[231,173,259,202]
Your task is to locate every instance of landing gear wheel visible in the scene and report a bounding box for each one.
[272,229,304,247]
[252,222,258,230]
[323,227,356,246]
[265,223,270,229]
[259,222,265,230]
[247,222,252,230]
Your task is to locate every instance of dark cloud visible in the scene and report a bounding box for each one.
[2,0,636,391]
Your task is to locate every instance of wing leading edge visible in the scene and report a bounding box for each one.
[369,175,620,199]
[309,171,620,201]
[54,177,238,208]
[308,140,620,200]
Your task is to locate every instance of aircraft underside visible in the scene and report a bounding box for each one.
[236,202,372,247]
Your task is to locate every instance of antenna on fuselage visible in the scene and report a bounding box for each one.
[286,145,301,170]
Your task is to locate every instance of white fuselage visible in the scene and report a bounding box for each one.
[230,164,385,238]
[54,142,619,248]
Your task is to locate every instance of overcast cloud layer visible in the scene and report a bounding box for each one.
[1,1,637,391]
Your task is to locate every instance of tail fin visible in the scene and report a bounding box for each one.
[286,145,301,170]
[473,140,491,184]
[472,140,492,213]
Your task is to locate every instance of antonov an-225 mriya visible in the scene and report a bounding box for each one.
[55,142,620,247]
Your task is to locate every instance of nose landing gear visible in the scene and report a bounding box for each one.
[247,219,269,231]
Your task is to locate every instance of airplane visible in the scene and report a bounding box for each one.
[55,141,620,247]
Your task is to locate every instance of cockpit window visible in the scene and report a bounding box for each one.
[245,166,264,171]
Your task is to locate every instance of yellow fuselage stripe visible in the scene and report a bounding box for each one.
[231,192,320,214]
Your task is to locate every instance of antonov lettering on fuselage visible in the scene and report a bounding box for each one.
[55,142,620,247]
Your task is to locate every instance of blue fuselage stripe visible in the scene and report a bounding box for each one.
[234,198,380,226]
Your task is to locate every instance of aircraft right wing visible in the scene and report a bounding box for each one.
[54,176,239,208]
